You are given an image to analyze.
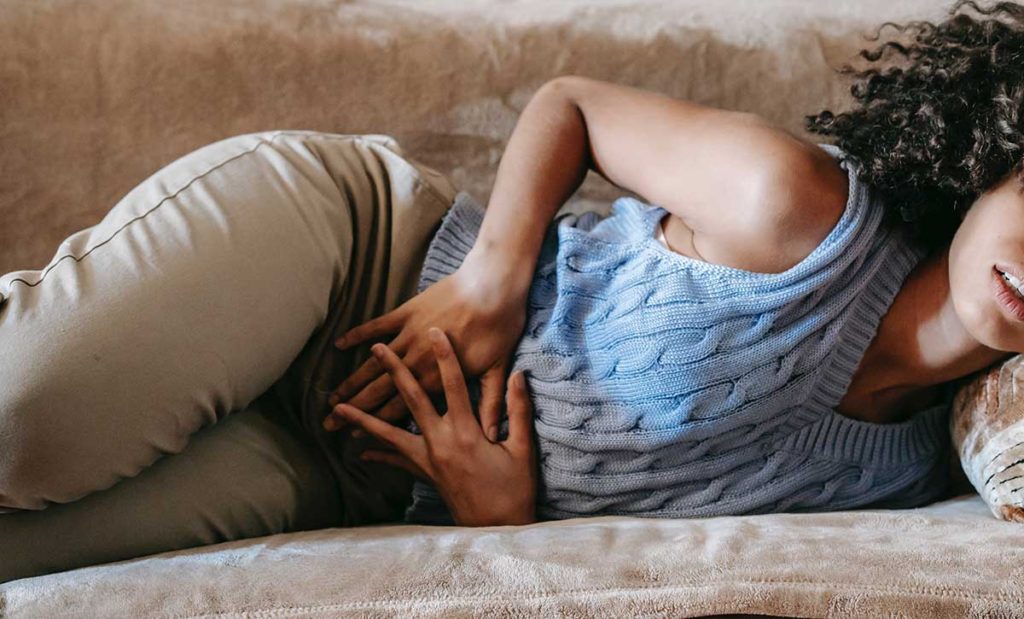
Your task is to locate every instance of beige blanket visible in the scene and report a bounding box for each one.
[2,494,1022,617]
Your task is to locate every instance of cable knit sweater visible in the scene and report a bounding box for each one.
[403,143,952,524]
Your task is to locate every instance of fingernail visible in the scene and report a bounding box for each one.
[371,344,383,357]
[487,425,498,441]
[335,336,347,348]
[323,416,340,431]
[428,327,442,341]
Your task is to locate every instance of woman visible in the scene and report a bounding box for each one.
[325,0,1024,526]
[1,0,1020,581]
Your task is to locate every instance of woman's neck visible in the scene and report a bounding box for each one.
[858,248,1011,402]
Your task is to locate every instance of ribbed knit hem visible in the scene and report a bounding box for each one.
[783,399,950,468]
[788,227,949,468]
[416,191,485,294]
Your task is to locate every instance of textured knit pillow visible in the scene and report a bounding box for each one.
[952,355,1024,522]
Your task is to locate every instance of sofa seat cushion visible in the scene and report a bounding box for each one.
[2,494,1022,617]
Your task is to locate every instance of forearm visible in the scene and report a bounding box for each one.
[466,78,590,283]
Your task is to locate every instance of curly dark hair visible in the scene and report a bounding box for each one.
[805,0,1024,251]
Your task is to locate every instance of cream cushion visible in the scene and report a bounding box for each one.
[953,356,1024,522]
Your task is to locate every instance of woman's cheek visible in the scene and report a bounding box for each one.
[949,200,1024,352]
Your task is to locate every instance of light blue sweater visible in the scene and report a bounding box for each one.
[404,143,952,524]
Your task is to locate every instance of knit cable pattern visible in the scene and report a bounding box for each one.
[404,144,951,524]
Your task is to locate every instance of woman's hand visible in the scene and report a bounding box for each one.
[325,249,531,440]
[334,327,538,527]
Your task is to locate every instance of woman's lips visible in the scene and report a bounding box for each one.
[992,265,1024,322]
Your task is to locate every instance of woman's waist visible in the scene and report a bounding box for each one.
[524,384,950,472]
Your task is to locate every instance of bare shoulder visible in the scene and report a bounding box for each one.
[736,124,851,272]
[548,75,850,273]
[682,114,849,271]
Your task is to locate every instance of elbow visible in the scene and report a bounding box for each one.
[541,74,603,104]
[538,75,592,101]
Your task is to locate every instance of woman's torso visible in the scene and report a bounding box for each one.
[654,208,948,424]
[404,143,952,524]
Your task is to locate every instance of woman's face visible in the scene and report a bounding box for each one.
[949,170,1024,352]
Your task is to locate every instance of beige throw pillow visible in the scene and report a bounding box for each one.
[952,356,1024,522]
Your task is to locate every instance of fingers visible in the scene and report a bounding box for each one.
[329,355,384,407]
[427,328,476,430]
[371,343,440,434]
[375,393,412,424]
[344,371,398,413]
[505,371,534,452]
[349,393,409,439]
[325,370,396,431]
[323,349,439,434]
[335,308,405,350]
[357,368,442,431]
[478,363,507,442]
[330,332,411,407]
[335,403,425,463]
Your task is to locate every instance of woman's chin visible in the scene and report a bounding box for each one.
[953,295,1024,354]
[964,317,1024,355]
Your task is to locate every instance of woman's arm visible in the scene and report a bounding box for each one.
[327,80,612,428]
[327,76,845,430]
[473,74,848,276]
[461,78,592,284]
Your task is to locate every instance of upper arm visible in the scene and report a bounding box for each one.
[544,75,848,272]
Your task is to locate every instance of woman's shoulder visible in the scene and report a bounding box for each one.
[597,142,886,288]
[683,140,854,275]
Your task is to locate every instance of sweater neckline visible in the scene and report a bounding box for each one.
[624,146,946,466]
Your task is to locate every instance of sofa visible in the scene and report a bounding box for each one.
[2,0,1023,616]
